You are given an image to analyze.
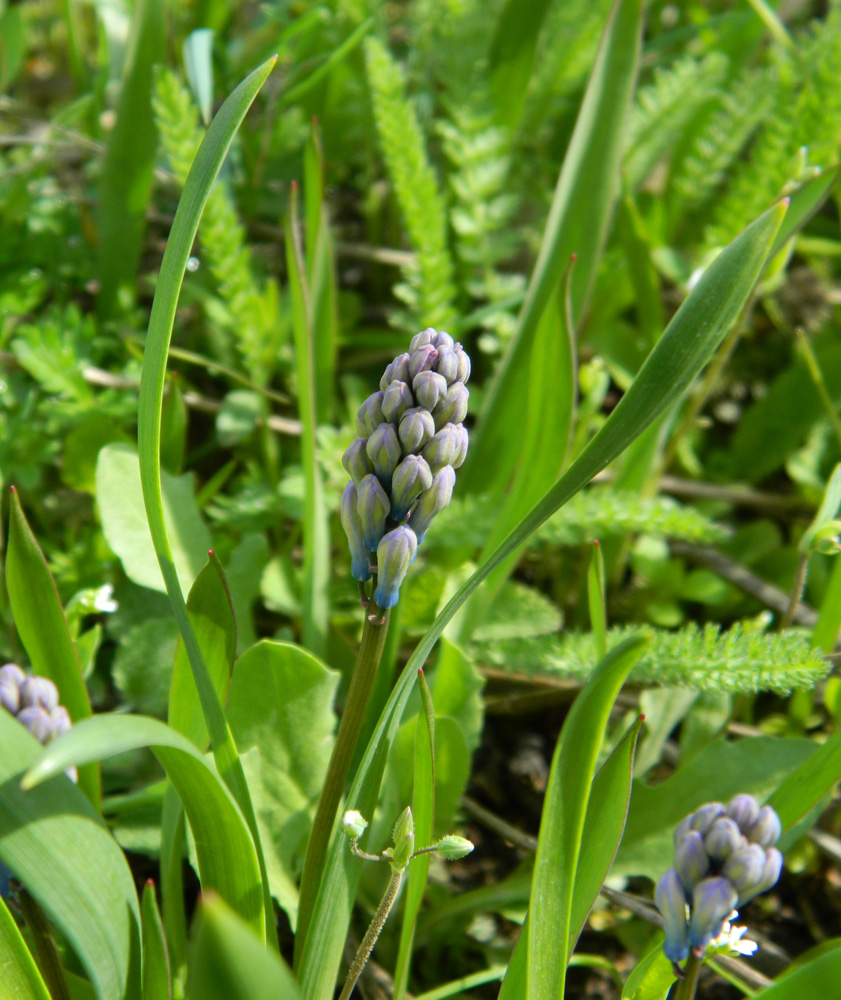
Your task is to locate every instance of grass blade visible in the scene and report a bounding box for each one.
[0,896,51,1000]
[141,881,172,1000]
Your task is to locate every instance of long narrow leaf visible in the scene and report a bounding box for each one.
[0,896,51,1000]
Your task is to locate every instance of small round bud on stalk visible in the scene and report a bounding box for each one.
[398,408,435,455]
[390,455,433,522]
[341,482,373,580]
[676,830,710,893]
[435,835,474,861]
[374,526,417,609]
[689,803,725,836]
[704,817,743,862]
[357,392,386,437]
[413,370,448,411]
[357,475,391,552]
[689,878,738,953]
[723,845,766,900]
[408,345,438,380]
[409,328,436,353]
[435,347,459,384]
[381,380,414,423]
[655,868,690,963]
[410,466,455,544]
[20,676,59,712]
[433,330,454,351]
[746,806,782,849]
[726,794,760,832]
[343,438,374,486]
[742,847,783,903]
[390,806,415,871]
[366,424,402,489]
[423,423,461,474]
[432,382,469,430]
[342,810,369,840]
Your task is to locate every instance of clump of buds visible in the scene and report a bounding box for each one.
[341,328,469,616]
[655,794,782,968]
[0,663,77,782]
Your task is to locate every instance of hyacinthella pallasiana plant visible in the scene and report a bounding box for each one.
[341,327,469,622]
[655,794,783,998]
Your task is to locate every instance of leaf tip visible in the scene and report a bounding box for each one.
[9,484,16,494]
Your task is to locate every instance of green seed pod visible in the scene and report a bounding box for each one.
[390,454,433,521]
[435,835,474,861]
[374,526,417,608]
[433,382,469,430]
[357,474,391,551]
[398,407,435,454]
[357,392,386,437]
[366,423,402,489]
[343,438,374,485]
[413,370,448,411]
[381,380,415,423]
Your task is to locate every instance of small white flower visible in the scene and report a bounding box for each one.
[93,584,118,613]
[341,810,368,839]
[704,911,758,958]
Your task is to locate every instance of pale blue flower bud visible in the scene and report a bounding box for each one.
[726,794,760,832]
[408,345,438,380]
[451,423,469,470]
[432,382,469,430]
[689,877,738,953]
[655,868,689,963]
[366,423,402,489]
[49,706,72,739]
[20,676,59,712]
[341,482,373,580]
[0,663,24,715]
[741,847,782,902]
[409,466,455,544]
[722,844,766,898]
[436,835,474,860]
[381,380,415,423]
[674,815,694,849]
[409,328,436,353]
[454,345,471,384]
[704,817,743,862]
[423,423,460,474]
[357,392,385,437]
[343,438,374,485]
[745,806,782,848]
[675,830,709,893]
[357,474,391,551]
[435,347,459,384]
[413,370,448,411]
[689,803,725,836]
[17,706,53,743]
[380,353,411,392]
[374,526,417,609]
[390,455,433,521]
[398,407,435,454]
[433,330,454,351]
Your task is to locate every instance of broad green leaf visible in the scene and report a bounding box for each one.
[0,7,25,90]
[225,640,338,929]
[185,895,299,1000]
[141,881,171,1000]
[620,936,674,1000]
[0,895,51,1000]
[528,635,648,1000]
[96,444,211,595]
[61,416,132,494]
[169,556,237,750]
[5,489,98,805]
[0,712,141,1000]
[113,617,180,715]
[755,941,841,998]
[769,726,841,848]
[430,640,485,755]
[23,714,265,939]
[487,0,551,127]
[215,390,265,447]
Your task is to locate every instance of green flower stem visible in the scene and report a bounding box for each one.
[296,609,391,961]
[675,954,702,1000]
[19,889,72,1000]
[781,550,810,629]
[338,867,404,1000]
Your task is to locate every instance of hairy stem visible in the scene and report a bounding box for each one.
[781,550,810,629]
[338,868,403,1000]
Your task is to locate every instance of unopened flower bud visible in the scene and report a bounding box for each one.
[675,830,710,893]
[435,835,474,861]
[451,423,469,469]
[423,423,460,474]
[341,482,373,580]
[49,706,72,740]
[366,424,401,489]
[410,467,455,544]
[435,347,459,384]
[655,868,690,963]
[390,455,433,521]
[398,408,435,454]
[742,847,782,902]
[20,676,59,712]
[343,438,374,486]
[454,345,471,384]
[726,794,760,832]
[374,526,417,609]
[745,806,782,848]
[17,706,53,743]
[432,382,469,430]
[674,815,694,849]
[357,392,385,437]
[689,877,738,954]
[689,803,725,836]
[705,817,743,862]
[433,330,454,351]
[0,664,24,715]
[413,370,448,411]
[722,844,766,898]
[357,475,391,551]
[342,810,369,839]
[381,380,415,423]
[390,806,415,871]
[408,345,438,380]
[409,328,436,353]
[380,353,412,392]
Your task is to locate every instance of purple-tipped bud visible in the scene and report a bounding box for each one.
[451,423,469,469]
[423,423,461,474]
[413,370,448,411]
[0,664,24,715]
[435,347,459,384]
[408,345,438,380]
[390,455,433,521]
[20,676,59,712]
[366,424,402,489]
[740,847,782,903]
[675,830,710,893]
[745,806,782,848]
[409,466,455,544]
[689,877,738,953]
[433,330,454,351]
[674,814,694,849]
[722,844,766,898]
[454,345,471,384]
[17,706,53,743]
[343,438,374,486]
[432,382,469,430]
[705,817,744,862]
[49,706,72,739]
[381,353,412,392]
[341,482,373,580]
[655,868,690,963]
[689,803,725,836]
[726,794,760,832]
[409,328,436,353]
[374,526,417,609]
[398,408,435,454]
[381,380,415,423]
[357,475,391,552]
[357,392,385,437]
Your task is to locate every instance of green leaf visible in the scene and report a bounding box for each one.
[183,28,215,125]
[160,374,187,474]
[487,0,551,127]
[528,635,649,999]
[141,881,172,1000]
[771,166,840,258]
[769,726,841,848]
[0,712,141,1000]
[215,390,266,447]
[62,416,132,494]
[185,895,299,1000]
[113,617,180,715]
[5,488,98,806]
[754,941,841,999]
[430,640,485,756]
[0,7,26,90]
[96,444,211,595]
[620,937,674,1000]
[23,714,266,940]
[0,896,51,1000]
